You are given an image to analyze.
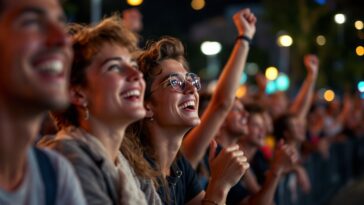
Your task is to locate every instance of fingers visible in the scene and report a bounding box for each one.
[232,8,257,37]
[223,145,250,171]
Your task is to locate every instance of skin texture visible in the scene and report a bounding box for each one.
[0,0,72,191]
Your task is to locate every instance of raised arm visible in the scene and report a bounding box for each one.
[289,54,319,120]
[182,9,256,168]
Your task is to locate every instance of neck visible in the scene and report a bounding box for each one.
[147,122,188,176]
[215,129,241,147]
[238,140,258,161]
[81,118,127,163]
[0,100,44,191]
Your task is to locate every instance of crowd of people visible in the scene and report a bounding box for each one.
[0,0,363,205]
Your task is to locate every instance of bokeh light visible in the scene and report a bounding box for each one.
[324,89,335,102]
[246,63,259,76]
[355,20,364,30]
[276,73,290,91]
[191,0,205,10]
[277,35,293,47]
[201,41,222,56]
[356,46,364,56]
[334,13,346,24]
[265,81,277,94]
[127,0,143,6]
[240,73,248,84]
[265,66,279,80]
[358,81,364,92]
[316,35,326,46]
[236,85,247,98]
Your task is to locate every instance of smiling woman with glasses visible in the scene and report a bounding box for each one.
[128,8,256,205]
[150,72,201,93]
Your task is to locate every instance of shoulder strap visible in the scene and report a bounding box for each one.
[34,147,58,205]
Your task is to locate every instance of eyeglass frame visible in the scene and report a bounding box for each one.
[150,72,201,94]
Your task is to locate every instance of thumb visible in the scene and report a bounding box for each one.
[208,139,218,164]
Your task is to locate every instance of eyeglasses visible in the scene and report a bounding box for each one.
[151,72,201,93]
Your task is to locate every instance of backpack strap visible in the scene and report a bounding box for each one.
[34,147,58,205]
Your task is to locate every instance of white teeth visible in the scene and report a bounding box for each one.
[122,89,141,98]
[35,60,63,75]
[179,100,195,109]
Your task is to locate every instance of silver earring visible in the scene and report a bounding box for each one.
[83,103,89,120]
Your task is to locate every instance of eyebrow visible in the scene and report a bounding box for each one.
[16,6,67,23]
[100,57,123,67]
[158,73,180,84]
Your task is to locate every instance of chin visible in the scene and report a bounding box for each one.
[129,111,146,122]
[43,96,70,111]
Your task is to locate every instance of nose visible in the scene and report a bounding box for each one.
[183,80,196,94]
[125,65,144,82]
[46,21,71,48]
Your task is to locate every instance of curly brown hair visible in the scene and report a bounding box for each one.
[51,15,157,180]
[137,36,189,100]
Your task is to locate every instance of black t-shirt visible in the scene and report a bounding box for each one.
[202,145,271,205]
[155,155,203,205]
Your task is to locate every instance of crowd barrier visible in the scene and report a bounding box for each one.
[276,137,364,205]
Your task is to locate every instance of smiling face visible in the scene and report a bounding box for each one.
[0,0,72,111]
[81,43,146,126]
[224,99,249,137]
[147,59,200,129]
[246,113,266,147]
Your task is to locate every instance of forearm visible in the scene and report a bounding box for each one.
[289,73,317,119]
[245,168,282,205]
[213,40,250,109]
[182,41,250,168]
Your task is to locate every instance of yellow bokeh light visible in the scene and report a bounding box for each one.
[277,35,293,47]
[265,66,279,81]
[127,0,143,6]
[355,20,364,30]
[316,35,326,46]
[236,85,247,98]
[356,46,364,56]
[324,90,335,102]
[191,0,205,10]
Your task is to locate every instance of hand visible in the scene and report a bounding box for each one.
[303,54,319,77]
[255,73,268,92]
[271,140,298,175]
[209,140,250,189]
[233,8,257,39]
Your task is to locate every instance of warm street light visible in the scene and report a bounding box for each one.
[201,41,222,56]
[316,35,326,46]
[265,66,279,80]
[356,46,364,56]
[127,0,143,6]
[324,89,335,102]
[277,35,293,47]
[355,20,364,30]
[334,13,346,24]
[191,0,205,10]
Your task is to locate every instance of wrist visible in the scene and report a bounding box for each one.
[269,166,283,178]
[236,34,252,46]
[205,179,229,205]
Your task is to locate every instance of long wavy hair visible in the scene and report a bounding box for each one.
[126,36,189,203]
